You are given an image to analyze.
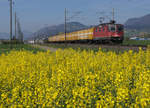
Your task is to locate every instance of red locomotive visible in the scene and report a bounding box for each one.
[93,20,124,43]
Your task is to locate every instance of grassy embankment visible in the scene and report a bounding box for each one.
[0,44,45,54]
[122,40,150,46]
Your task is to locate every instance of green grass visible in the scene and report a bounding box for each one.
[0,44,45,55]
[122,40,150,46]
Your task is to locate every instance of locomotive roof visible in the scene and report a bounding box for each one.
[95,23,123,27]
[95,20,122,27]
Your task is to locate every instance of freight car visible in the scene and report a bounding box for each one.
[48,21,124,44]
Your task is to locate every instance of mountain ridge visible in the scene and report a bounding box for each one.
[30,22,89,40]
[124,14,150,31]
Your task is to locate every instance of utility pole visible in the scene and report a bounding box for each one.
[15,12,17,39]
[65,8,67,41]
[112,8,114,21]
[9,0,13,40]
[17,17,24,43]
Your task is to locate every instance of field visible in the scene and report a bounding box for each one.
[0,44,45,54]
[123,40,150,46]
[0,45,150,107]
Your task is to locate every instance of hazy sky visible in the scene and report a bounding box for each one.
[0,0,150,33]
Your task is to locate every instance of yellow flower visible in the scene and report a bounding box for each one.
[0,48,149,107]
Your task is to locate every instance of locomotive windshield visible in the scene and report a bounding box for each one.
[109,24,116,32]
[109,24,123,32]
[117,25,123,32]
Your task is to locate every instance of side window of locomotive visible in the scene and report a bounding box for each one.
[103,27,105,32]
[118,26,123,32]
[95,28,97,32]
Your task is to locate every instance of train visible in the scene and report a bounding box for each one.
[48,21,124,44]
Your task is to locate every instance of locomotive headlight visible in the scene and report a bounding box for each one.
[114,35,119,37]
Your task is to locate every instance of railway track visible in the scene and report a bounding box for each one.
[43,43,148,51]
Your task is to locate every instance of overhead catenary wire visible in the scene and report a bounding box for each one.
[64,9,82,41]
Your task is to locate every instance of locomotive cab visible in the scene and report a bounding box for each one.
[109,24,124,43]
[108,20,124,42]
[93,21,124,43]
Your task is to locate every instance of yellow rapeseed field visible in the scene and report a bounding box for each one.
[0,48,150,107]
